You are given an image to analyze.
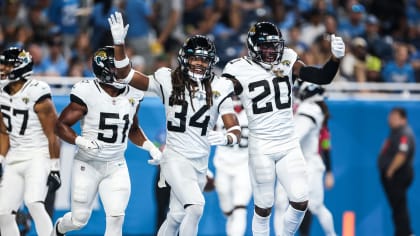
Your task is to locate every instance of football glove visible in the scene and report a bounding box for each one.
[142,140,162,165]
[75,136,101,151]
[108,11,129,45]
[331,34,345,59]
[47,158,61,192]
[208,130,228,146]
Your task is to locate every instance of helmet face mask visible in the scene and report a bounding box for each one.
[178,35,219,82]
[92,46,125,89]
[0,47,33,88]
[247,22,285,67]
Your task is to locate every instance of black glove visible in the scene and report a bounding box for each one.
[47,171,61,192]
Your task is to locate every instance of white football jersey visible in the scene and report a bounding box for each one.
[213,108,249,170]
[71,80,144,161]
[223,48,298,150]
[148,68,234,161]
[0,79,51,160]
[295,101,325,171]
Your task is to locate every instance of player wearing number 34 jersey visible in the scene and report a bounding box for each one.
[108,11,241,236]
[222,21,345,236]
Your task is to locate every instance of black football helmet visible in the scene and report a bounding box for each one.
[0,47,33,87]
[247,22,285,67]
[177,35,219,82]
[298,82,325,102]
[92,46,125,89]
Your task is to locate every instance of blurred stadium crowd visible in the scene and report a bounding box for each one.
[0,0,419,83]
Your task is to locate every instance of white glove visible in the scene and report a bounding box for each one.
[208,130,228,146]
[108,11,129,45]
[142,140,162,165]
[330,34,345,59]
[75,136,101,151]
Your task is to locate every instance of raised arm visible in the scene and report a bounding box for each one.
[108,12,150,91]
[293,34,345,85]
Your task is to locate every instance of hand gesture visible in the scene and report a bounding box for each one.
[208,130,228,146]
[108,11,129,45]
[75,136,102,152]
[330,34,345,59]
[47,171,61,192]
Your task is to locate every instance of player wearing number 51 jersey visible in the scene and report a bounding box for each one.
[222,22,345,236]
[51,46,162,236]
[108,12,241,236]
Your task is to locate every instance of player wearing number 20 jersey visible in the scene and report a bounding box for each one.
[109,12,241,235]
[222,21,344,236]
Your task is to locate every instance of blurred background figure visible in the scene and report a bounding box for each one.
[213,97,252,236]
[275,82,337,236]
[378,107,416,236]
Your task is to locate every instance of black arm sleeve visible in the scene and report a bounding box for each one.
[299,58,340,85]
[321,149,332,172]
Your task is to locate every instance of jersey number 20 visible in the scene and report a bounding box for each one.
[249,76,291,114]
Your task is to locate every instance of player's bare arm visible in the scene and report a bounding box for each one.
[109,12,150,91]
[35,97,61,159]
[292,34,345,85]
[55,101,87,144]
[0,112,9,156]
[128,105,162,165]
[221,113,241,144]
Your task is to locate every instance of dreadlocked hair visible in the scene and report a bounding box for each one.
[169,67,213,111]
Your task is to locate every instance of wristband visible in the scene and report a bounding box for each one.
[226,133,238,145]
[115,56,130,68]
[121,69,135,84]
[227,125,241,132]
[50,158,60,171]
[140,140,156,151]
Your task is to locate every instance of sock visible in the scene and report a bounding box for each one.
[179,205,204,236]
[312,205,336,236]
[229,208,247,236]
[274,204,287,236]
[282,206,306,236]
[0,214,20,236]
[26,202,53,235]
[252,211,270,236]
[105,215,124,236]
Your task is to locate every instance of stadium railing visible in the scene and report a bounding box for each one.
[36,76,420,100]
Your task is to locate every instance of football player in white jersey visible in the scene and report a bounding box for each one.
[51,46,162,236]
[108,12,241,236]
[221,22,345,236]
[0,47,62,236]
[213,98,252,236]
[274,82,337,236]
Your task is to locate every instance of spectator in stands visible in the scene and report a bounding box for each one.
[378,107,416,236]
[287,24,309,56]
[152,0,184,55]
[338,3,366,40]
[47,0,80,52]
[42,35,68,76]
[124,0,154,71]
[382,44,416,83]
[27,42,46,75]
[361,14,393,62]
[340,37,373,82]
[90,0,117,51]
[182,0,213,36]
[300,8,326,46]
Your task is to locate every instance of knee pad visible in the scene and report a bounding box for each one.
[185,204,204,219]
[167,211,185,224]
[72,209,91,228]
